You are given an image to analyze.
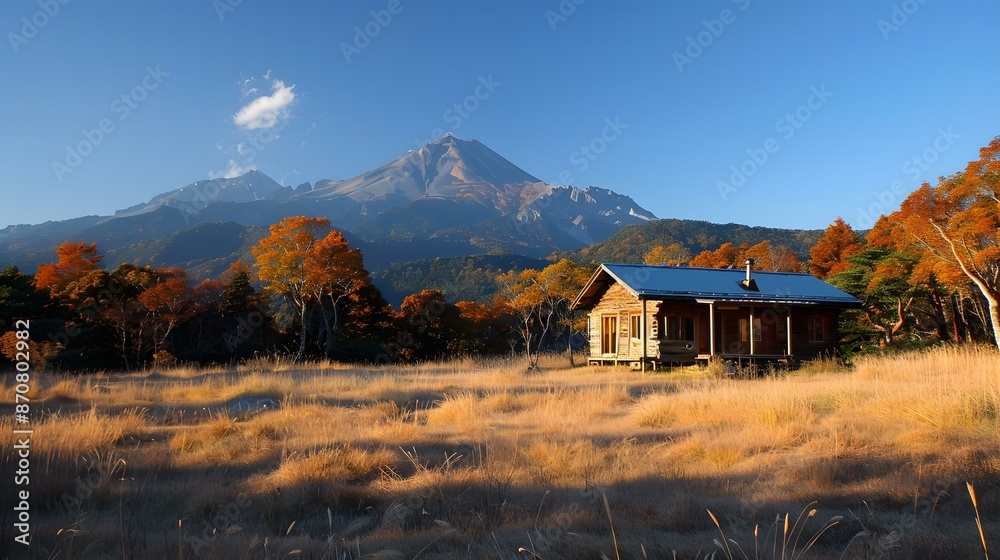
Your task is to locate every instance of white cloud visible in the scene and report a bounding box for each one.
[209,159,257,179]
[233,79,295,130]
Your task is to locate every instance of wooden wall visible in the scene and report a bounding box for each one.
[585,283,845,362]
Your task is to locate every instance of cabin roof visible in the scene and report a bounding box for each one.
[573,263,863,309]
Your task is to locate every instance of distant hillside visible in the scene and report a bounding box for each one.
[567,218,825,264]
[370,254,549,307]
[105,222,269,279]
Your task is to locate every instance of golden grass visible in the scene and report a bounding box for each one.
[5,346,998,559]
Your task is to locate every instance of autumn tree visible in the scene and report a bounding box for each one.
[252,216,332,360]
[35,241,103,299]
[809,217,862,279]
[304,229,368,357]
[394,290,466,360]
[499,259,590,368]
[644,243,692,266]
[454,296,516,355]
[690,242,742,268]
[689,241,801,271]
[252,216,378,360]
[743,240,802,272]
[136,267,192,357]
[886,137,1000,346]
[77,264,195,368]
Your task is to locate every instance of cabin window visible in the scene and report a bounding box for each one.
[809,316,825,342]
[601,315,618,354]
[665,316,695,342]
[629,313,643,340]
[752,317,762,342]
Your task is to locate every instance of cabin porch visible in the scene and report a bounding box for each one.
[586,297,839,371]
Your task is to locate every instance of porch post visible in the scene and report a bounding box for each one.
[749,307,755,355]
[786,308,793,357]
[640,297,647,373]
[708,302,716,357]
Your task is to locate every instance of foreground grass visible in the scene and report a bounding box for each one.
[0,348,997,559]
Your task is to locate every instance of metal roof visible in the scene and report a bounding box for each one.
[573,263,863,309]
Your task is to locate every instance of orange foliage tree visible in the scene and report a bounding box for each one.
[689,242,741,268]
[303,229,369,357]
[454,296,516,355]
[808,218,861,279]
[35,241,103,299]
[690,241,801,271]
[394,290,465,360]
[252,216,333,360]
[498,259,591,367]
[886,136,1000,346]
[136,267,193,357]
[643,243,692,266]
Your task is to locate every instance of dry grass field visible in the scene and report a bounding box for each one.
[1,346,997,559]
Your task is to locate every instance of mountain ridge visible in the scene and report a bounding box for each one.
[0,135,824,303]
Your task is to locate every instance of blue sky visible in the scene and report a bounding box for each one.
[2,1,998,231]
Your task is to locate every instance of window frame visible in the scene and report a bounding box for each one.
[809,316,826,343]
[665,316,696,342]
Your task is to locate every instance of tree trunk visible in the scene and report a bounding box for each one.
[950,292,966,343]
[536,310,554,354]
[925,281,949,342]
[934,223,1000,347]
[296,300,308,362]
[988,294,1000,349]
[888,297,913,338]
[522,316,536,369]
[322,294,343,358]
[567,325,575,367]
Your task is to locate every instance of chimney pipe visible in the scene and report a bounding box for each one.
[741,259,758,291]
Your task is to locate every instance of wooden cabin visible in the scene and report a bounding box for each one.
[572,262,862,369]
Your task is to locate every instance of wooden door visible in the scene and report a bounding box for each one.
[601,315,618,355]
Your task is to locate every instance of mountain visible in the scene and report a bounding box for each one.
[0,135,827,304]
[0,134,838,306]
[113,170,286,218]
[0,135,659,276]
[302,135,538,212]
